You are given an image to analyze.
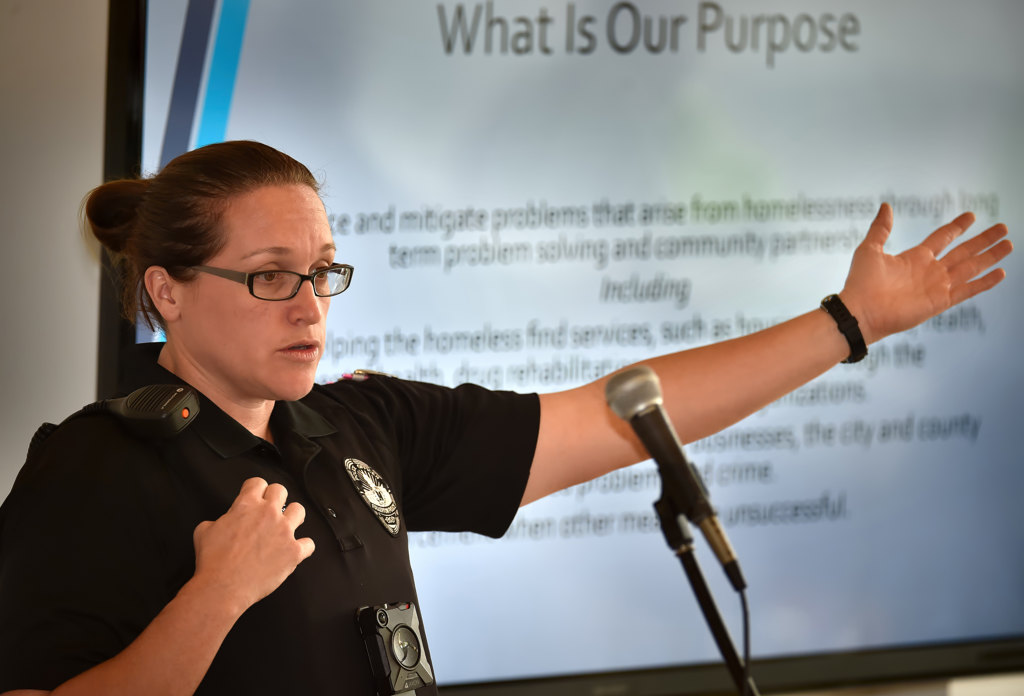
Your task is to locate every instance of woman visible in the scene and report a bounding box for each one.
[0,141,1011,696]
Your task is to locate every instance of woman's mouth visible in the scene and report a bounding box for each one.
[280,343,321,361]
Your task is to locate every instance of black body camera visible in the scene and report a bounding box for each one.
[356,602,435,695]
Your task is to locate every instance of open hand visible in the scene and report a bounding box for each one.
[840,203,1012,344]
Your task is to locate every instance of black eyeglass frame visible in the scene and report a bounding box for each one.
[191,263,354,301]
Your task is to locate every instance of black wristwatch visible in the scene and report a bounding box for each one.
[820,294,867,364]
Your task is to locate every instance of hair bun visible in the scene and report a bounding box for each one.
[83,178,151,254]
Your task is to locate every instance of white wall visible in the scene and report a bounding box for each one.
[0,0,106,498]
[0,1,1019,694]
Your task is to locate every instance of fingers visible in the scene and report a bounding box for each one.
[236,477,287,505]
[951,267,1008,306]
[237,476,270,499]
[263,484,308,533]
[233,478,292,508]
[262,481,289,510]
[939,223,1008,267]
[947,237,1014,287]
[283,500,307,528]
[941,222,1011,304]
[227,477,308,532]
[919,211,976,257]
[193,519,213,544]
[191,477,316,611]
[862,202,894,249]
[296,536,316,561]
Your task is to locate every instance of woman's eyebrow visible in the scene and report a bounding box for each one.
[240,246,289,260]
[240,243,337,260]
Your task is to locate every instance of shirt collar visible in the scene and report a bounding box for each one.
[121,342,337,458]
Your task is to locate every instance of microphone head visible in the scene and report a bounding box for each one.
[605,365,663,421]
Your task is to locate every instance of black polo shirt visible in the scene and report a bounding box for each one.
[0,344,539,694]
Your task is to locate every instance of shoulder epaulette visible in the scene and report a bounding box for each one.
[340,369,397,382]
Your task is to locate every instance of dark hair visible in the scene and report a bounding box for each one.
[84,140,320,329]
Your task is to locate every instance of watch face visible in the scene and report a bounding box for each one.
[391,625,421,668]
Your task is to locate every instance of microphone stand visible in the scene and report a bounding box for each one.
[603,365,759,695]
[654,491,760,696]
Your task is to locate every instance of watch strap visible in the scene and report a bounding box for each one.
[820,294,867,364]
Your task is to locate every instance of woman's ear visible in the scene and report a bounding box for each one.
[144,266,183,323]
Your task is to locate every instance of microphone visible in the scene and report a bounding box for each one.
[92,384,200,438]
[605,365,747,592]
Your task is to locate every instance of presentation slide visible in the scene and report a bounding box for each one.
[141,0,1023,685]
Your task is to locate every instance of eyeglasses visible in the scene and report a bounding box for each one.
[191,263,354,301]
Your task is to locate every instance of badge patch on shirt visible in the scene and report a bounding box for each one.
[344,458,400,536]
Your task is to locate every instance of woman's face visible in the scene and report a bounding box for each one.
[166,184,336,405]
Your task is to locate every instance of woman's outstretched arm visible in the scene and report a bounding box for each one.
[523,204,1012,505]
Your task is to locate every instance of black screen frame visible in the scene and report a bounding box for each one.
[97,1,1024,692]
[97,0,145,399]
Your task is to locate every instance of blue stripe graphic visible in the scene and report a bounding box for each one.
[195,0,251,148]
[160,0,217,168]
